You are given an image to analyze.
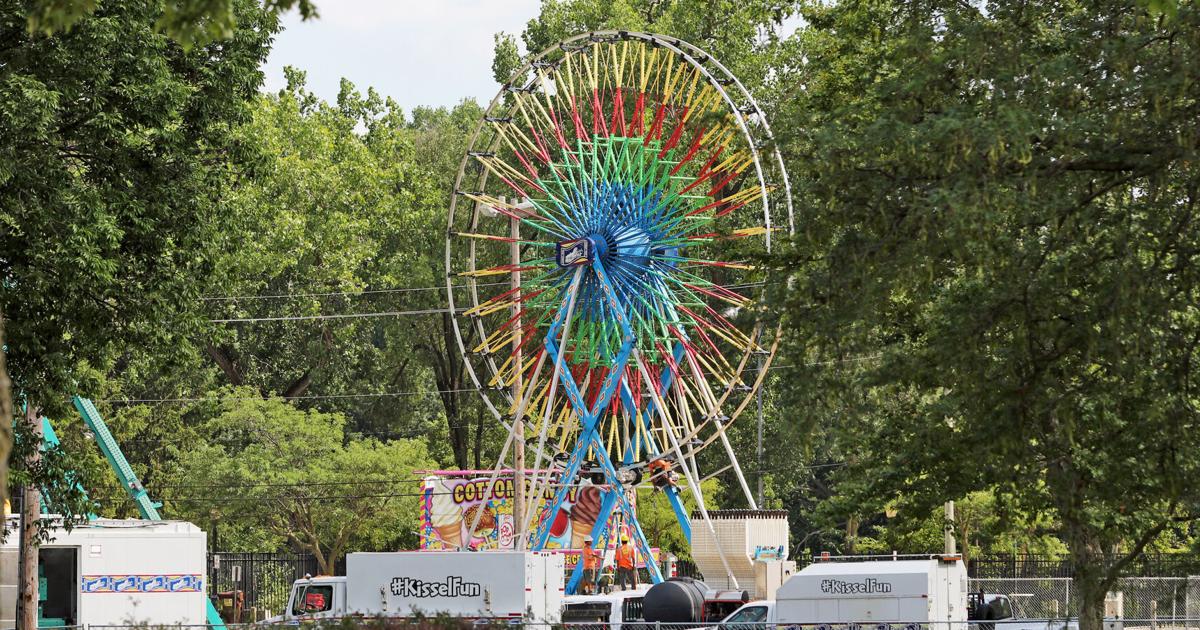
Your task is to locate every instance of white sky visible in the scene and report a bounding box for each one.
[261,0,542,112]
[262,2,805,113]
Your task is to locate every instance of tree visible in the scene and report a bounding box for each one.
[170,395,437,574]
[774,3,1200,629]
[636,478,722,561]
[402,102,503,470]
[197,72,501,467]
[492,0,795,91]
[0,0,275,549]
[0,314,11,500]
[25,0,317,48]
[203,71,432,407]
[852,491,1068,562]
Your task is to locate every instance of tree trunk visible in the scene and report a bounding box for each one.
[845,515,860,554]
[473,403,484,470]
[1071,538,1107,630]
[430,310,470,469]
[18,405,40,630]
[206,344,244,386]
[282,368,313,399]
[0,311,12,500]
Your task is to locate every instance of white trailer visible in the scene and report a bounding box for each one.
[272,551,564,622]
[1,518,208,628]
[775,557,968,624]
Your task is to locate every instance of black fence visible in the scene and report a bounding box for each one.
[208,552,323,616]
[674,553,1200,582]
[967,553,1200,579]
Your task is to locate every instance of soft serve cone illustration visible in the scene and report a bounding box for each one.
[569,483,602,549]
[430,478,464,547]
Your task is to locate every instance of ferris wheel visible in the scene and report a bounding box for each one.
[445,31,791,591]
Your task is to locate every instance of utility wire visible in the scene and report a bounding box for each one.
[91,388,477,405]
[201,281,767,303]
[91,484,592,504]
[90,355,880,405]
[768,354,883,370]
[210,307,458,323]
[201,282,508,302]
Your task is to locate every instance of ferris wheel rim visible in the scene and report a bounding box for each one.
[444,31,792,451]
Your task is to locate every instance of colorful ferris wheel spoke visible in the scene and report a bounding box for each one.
[446,32,791,592]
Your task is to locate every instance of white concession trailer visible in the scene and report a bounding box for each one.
[775,556,969,624]
[1,518,208,628]
[273,551,565,622]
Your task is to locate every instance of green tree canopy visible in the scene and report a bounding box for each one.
[0,0,275,509]
[24,0,316,48]
[170,395,436,574]
[774,2,1200,628]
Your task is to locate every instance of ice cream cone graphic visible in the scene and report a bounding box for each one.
[569,483,602,549]
[430,479,464,548]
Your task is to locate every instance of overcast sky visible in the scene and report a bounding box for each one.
[261,0,542,112]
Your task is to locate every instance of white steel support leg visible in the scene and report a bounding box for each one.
[680,343,758,510]
[633,352,739,589]
[468,268,584,546]
[519,267,584,539]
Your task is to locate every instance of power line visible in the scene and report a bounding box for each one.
[98,491,433,503]
[201,282,510,302]
[116,424,487,448]
[92,355,881,405]
[153,479,426,489]
[210,307,457,323]
[769,354,884,370]
[201,281,768,303]
[92,388,476,405]
[215,271,770,307]
[92,484,591,504]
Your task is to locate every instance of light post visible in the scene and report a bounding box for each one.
[480,196,538,549]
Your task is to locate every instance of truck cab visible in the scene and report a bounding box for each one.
[561,588,650,630]
[278,575,348,621]
[720,600,775,627]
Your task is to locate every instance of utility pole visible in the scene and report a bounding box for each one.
[944,500,957,555]
[18,403,41,630]
[755,354,764,507]
[511,203,525,550]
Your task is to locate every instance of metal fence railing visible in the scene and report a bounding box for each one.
[969,556,1200,579]
[971,577,1200,622]
[198,551,1200,624]
[208,552,321,617]
[76,618,1200,629]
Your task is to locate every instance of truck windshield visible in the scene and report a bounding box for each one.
[292,584,334,615]
[726,606,768,623]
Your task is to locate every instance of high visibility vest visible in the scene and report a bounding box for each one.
[616,544,636,569]
[583,548,600,570]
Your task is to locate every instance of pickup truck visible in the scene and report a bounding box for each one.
[714,594,1084,630]
[561,588,651,630]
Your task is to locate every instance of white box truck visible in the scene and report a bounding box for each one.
[774,556,968,624]
[1,518,208,628]
[719,558,1071,630]
[271,551,564,622]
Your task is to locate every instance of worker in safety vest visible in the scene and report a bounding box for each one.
[615,534,638,590]
[647,456,678,491]
[581,535,601,594]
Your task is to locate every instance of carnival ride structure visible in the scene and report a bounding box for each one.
[445,31,792,594]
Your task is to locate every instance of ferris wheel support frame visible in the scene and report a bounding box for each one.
[531,256,662,585]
